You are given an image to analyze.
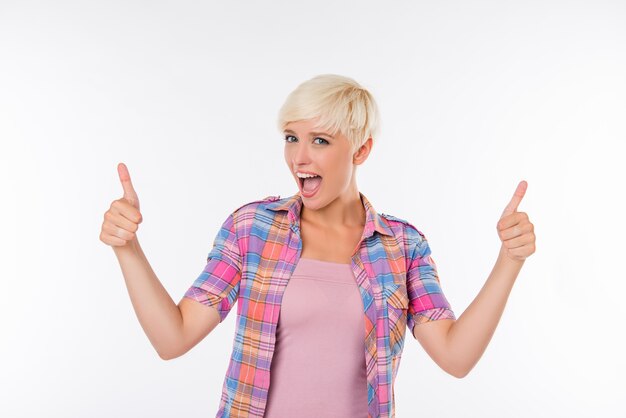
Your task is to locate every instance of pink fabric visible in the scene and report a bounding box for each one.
[264,258,369,418]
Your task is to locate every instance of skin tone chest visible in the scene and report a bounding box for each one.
[299,216,364,264]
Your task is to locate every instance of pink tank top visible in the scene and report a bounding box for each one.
[264,258,369,418]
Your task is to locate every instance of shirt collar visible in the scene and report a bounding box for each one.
[266,191,394,239]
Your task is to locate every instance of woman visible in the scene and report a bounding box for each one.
[100,74,535,418]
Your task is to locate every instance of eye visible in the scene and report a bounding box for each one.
[284,135,329,145]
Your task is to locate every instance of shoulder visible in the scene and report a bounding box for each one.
[380,213,433,260]
[380,213,427,253]
[379,212,427,241]
[230,195,282,217]
[216,195,282,238]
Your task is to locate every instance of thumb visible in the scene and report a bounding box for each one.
[117,162,140,209]
[500,180,527,219]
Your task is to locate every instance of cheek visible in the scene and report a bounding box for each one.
[337,157,353,175]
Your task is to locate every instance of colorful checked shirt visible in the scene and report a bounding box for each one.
[183,191,456,418]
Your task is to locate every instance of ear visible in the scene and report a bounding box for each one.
[353,137,373,165]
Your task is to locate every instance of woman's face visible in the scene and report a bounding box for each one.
[283,117,371,210]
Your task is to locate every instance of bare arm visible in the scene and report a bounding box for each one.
[104,163,221,360]
[445,245,523,377]
[114,238,220,360]
[412,319,456,376]
[176,297,221,358]
[413,246,522,378]
[414,181,534,378]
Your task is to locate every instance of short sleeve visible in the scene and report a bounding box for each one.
[405,227,456,333]
[183,212,242,323]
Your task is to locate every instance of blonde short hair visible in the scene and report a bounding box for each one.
[277,74,381,153]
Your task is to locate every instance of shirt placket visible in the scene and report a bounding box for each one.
[300,219,383,418]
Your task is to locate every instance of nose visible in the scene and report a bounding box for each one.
[292,141,311,166]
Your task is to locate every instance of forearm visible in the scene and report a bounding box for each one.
[113,238,184,359]
[446,244,524,377]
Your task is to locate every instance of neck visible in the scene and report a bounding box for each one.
[301,188,366,230]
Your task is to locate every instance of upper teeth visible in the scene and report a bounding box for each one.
[297,172,320,178]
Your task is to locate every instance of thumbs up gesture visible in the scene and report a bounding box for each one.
[496,180,536,262]
[99,163,143,247]
[118,162,141,211]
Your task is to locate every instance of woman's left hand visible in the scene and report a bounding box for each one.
[497,180,536,262]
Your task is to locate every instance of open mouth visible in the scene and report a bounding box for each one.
[298,175,322,189]
[298,174,323,196]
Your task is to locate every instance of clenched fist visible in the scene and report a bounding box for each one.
[496,180,536,262]
[100,162,143,247]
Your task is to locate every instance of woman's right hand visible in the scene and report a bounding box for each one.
[100,162,143,248]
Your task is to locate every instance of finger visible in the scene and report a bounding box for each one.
[498,212,526,231]
[500,180,528,218]
[103,221,136,241]
[501,230,532,249]
[111,200,143,224]
[117,162,140,208]
[106,209,139,232]
[100,232,128,246]
[500,220,532,240]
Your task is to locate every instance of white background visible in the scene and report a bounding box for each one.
[1,0,624,417]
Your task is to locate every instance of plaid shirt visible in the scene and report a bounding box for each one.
[184,191,456,418]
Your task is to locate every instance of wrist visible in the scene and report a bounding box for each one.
[498,244,525,266]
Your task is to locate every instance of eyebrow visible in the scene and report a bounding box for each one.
[283,129,335,139]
